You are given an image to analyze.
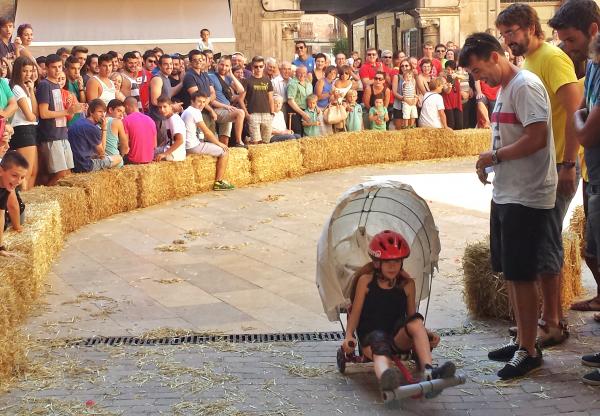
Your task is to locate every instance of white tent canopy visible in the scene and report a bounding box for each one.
[316,180,441,321]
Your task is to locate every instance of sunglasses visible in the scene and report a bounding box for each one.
[147,59,156,64]
[383,56,392,59]
[253,65,264,69]
[401,64,410,67]
[191,58,204,63]
[296,46,305,50]
[367,53,377,56]
[374,77,384,81]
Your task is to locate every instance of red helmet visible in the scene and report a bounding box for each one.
[368,230,410,260]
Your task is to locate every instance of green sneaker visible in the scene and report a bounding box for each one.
[213,180,235,191]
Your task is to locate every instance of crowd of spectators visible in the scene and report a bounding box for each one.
[0,4,597,387]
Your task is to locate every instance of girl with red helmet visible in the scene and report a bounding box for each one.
[342,230,455,392]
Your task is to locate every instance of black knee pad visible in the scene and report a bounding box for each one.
[365,330,394,357]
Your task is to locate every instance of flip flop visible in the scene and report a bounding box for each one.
[570,298,600,312]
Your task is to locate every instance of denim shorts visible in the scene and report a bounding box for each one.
[585,184,600,266]
[537,163,581,276]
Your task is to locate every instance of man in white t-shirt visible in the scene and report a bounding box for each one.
[461,32,557,380]
[181,91,234,191]
[418,77,449,128]
[155,95,186,162]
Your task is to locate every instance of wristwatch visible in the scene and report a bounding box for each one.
[491,149,501,165]
[562,160,576,169]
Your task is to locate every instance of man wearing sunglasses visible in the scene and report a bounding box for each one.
[359,47,386,88]
[292,41,315,74]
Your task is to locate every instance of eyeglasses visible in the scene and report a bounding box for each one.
[500,26,523,39]
[400,64,410,68]
[253,65,264,69]
[374,77,384,81]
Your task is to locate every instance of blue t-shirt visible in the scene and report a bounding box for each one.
[67,117,101,173]
[36,79,68,141]
[292,56,315,73]
[208,73,233,105]
[584,60,600,185]
[182,69,214,108]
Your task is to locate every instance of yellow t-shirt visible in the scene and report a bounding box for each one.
[523,42,578,163]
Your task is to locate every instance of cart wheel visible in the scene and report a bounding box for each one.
[336,347,346,373]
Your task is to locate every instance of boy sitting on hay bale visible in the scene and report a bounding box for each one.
[67,99,123,173]
[0,151,28,256]
[181,92,234,191]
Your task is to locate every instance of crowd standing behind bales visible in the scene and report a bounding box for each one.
[0,11,596,387]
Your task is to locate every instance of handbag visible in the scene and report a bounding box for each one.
[323,102,348,126]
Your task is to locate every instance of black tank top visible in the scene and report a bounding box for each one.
[369,85,388,108]
[356,273,408,339]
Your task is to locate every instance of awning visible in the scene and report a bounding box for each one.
[16,0,235,49]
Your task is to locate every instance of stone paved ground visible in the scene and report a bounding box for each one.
[1,157,598,415]
[0,314,598,415]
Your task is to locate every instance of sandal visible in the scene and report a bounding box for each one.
[570,298,600,312]
[536,320,568,348]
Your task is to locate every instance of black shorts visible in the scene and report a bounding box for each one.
[392,108,403,120]
[10,125,37,149]
[490,201,551,282]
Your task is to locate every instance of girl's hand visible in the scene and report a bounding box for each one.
[342,337,357,354]
[428,331,440,348]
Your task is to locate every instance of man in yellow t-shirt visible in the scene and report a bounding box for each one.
[496,3,582,348]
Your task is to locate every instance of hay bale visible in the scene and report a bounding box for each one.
[568,205,586,258]
[21,186,87,234]
[561,231,584,310]
[462,238,511,320]
[57,167,139,222]
[463,232,585,319]
[248,141,304,182]
[300,129,490,174]
[0,284,18,338]
[127,163,173,208]
[190,154,218,192]
[224,147,253,187]
[0,327,25,380]
[0,201,63,306]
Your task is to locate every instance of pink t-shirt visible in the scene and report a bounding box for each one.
[123,111,156,164]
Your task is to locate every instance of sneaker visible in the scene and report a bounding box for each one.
[582,352,600,367]
[380,367,403,391]
[213,180,235,191]
[537,321,568,348]
[488,338,519,362]
[582,369,600,386]
[233,143,247,148]
[497,348,543,380]
[423,361,456,398]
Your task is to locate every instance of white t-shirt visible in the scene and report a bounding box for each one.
[418,92,444,128]
[181,106,204,149]
[271,111,286,133]
[491,70,557,209]
[164,113,187,161]
[11,85,37,127]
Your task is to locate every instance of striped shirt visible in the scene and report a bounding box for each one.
[122,72,142,110]
[402,79,416,99]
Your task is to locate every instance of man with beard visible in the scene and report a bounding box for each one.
[169,54,186,104]
[149,54,183,144]
[495,3,581,349]
[120,52,142,111]
[208,56,246,147]
[548,1,600,375]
